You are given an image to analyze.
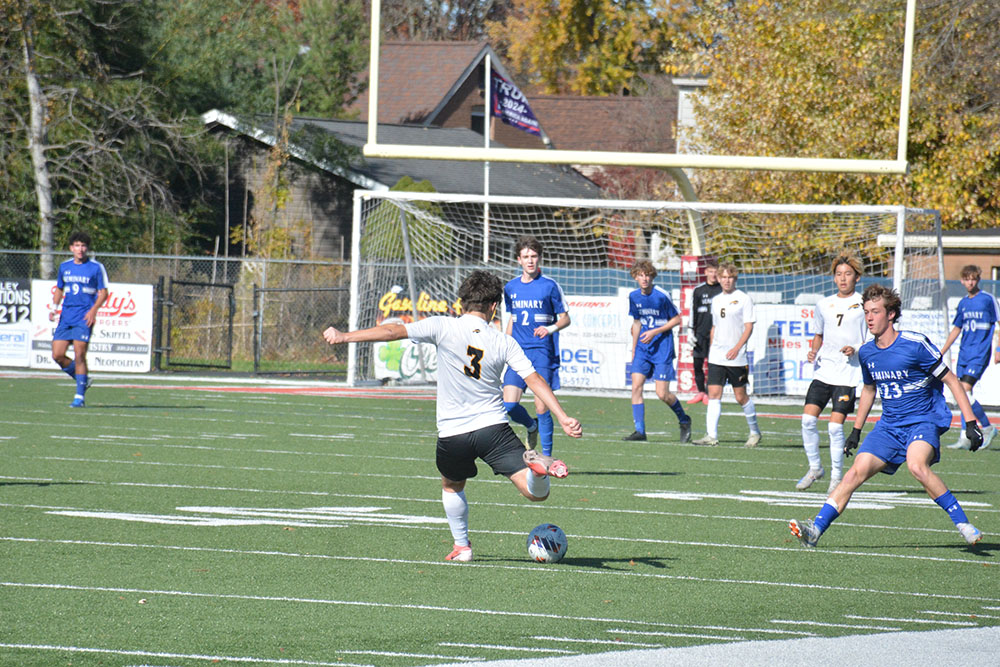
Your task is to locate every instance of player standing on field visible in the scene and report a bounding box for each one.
[790,284,984,548]
[51,231,109,408]
[796,252,868,493]
[688,258,722,405]
[323,270,582,563]
[941,264,999,451]
[622,260,692,443]
[502,236,570,456]
[693,263,762,447]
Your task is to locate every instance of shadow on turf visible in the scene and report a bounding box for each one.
[93,404,207,410]
[487,555,676,569]
[573,470,681,477]
[0,481,89,487]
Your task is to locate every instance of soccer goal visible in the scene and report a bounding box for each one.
[347,190,946,395]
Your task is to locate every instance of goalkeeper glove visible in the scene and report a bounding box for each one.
[967,422,984,452]
[844,427,862,457]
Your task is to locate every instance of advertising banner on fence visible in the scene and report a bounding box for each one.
[557,295,631,390]
[0,278,32,367]
[29,280,154,373]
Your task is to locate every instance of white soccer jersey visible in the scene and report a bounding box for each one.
[406,314,536,437]
[812,292,867,386]
[708,289,756,367]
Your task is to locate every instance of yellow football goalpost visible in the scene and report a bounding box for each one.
[363,0,918,175]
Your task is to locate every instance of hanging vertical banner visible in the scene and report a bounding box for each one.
[490,69,542,136]
[0,278,32,367]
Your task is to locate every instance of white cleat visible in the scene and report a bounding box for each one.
[947,434,971,450]
[744,432,762,448]
[445,543,473,562]
[957,522,983,545]
[981,425,997,451]
[795,467,825,491]
[826,474,842,494]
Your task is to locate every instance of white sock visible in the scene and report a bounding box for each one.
[742,398,760,435]
[801,414,821,469]
[525,469,550,498]
[828,421,846,477]
[442,489,469,546]
[707,398,722,438]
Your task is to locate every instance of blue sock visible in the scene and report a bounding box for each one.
[934,490,969,526]
[75,374,88,399]
[504,402,534,429]
[632,404,645,434]
[971,400,990,427]
[61,363,76,379]
[813,502,840,534]
[538,411,554,456]
[669,398,689,424]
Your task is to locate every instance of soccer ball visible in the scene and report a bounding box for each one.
[526,523,568,563]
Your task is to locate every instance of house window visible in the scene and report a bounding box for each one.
[471,105,485,135]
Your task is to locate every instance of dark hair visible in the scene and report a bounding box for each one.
[831,250,863,277]
[69,230,92,246]
[459,270,503,314]
[515,235,543,258]
[862,283,902,323]
[960,264,981,280]
[704,258,719,269]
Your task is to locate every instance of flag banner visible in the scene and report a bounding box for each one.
[490,69,541,136]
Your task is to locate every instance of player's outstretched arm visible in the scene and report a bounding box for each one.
[323,323,408,345]
[524,372,582,438]
[940,326,961,355]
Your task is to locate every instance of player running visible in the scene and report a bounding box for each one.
[51,231,109,408]
[502,236,570,456]
[796,252,868,492]
[622,260,691,442]
[790,284,984,548]
[941,264,999,451]
[323,270,582,563]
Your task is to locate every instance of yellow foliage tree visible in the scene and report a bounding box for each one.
[664,0,999,232]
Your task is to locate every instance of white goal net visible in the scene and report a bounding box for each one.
[348,191,946,395]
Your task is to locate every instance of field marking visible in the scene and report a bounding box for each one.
[439,642,577,654]
[0,643,375,666]
[531,635,663,648]
[637,488,993,511]
[770,619,900,631]
[47,506,448,527]
[5,539,1000,604]
[607,629,743,641]
[920,610,1000,620]
[843,614,977,627]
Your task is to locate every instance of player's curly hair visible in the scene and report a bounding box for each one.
[629,260,657,278]
[458,270,503,314]
[831,250,863,276]
[960,264,981,280]
[68,230,92,246]
[862,283,902,323]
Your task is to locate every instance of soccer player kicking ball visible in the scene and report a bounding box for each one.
[941,265,999,451]
[692,263,762,447]
[790,284,984,548]
[323,270,582,563]
[622,260,691,443]
[797,252,868,493]
[50,231,109,408]
[502,236,570,456]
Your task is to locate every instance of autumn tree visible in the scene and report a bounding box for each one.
[487,0,696,95]
[666,0,1000,232]
[377,1,513,41]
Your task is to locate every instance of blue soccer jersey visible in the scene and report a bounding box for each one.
[952,291,999,367]
[859,331,952,429]
[504,273,568,364]
[628,285,679,363]
[56,258,109,323]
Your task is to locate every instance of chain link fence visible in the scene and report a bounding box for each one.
[1,250,351,376]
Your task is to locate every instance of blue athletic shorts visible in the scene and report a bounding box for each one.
[53,318,93,342]
[858,421,946,475]
[630,347,677,382]
[503,348,559,391]
[955,357,989,386]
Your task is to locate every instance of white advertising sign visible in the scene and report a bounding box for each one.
[30,280,154,373]
[0,278,32,367]
[372,338,438,383]
[557,295,631,390]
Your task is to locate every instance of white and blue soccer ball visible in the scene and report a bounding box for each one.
[526,523,568,563]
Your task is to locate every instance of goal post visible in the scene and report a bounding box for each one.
[348,190,946,394]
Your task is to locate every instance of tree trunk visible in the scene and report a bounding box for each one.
[23,9,55,278]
